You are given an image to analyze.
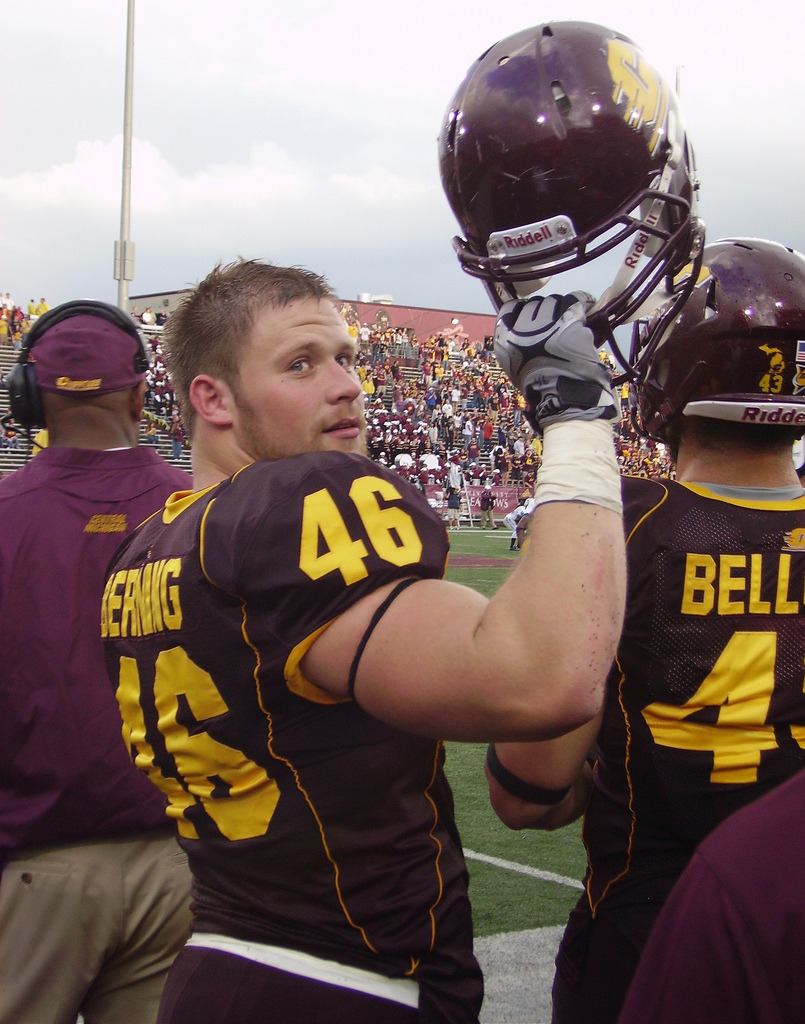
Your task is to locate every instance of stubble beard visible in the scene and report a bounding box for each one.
[236,398,369,462]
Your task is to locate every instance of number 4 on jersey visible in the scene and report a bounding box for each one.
[643,631,801,784]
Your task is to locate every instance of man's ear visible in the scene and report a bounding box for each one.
[189,374,236,427]
[130,381,147,421]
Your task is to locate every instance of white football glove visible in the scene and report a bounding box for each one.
[494,292,619,432]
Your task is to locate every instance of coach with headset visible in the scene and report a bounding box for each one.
[0,301,193,1024]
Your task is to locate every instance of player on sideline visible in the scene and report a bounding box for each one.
[102,259,625,1024]
[0,301,192,1024]
[485,238,805,1024]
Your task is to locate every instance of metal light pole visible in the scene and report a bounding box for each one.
[115,0,136,312]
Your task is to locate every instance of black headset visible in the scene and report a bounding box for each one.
[4,300,149,430]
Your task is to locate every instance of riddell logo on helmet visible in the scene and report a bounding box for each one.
[741,406,805,424]
[488,216,575,259]
[624,210,661,268]
[502,225,553,251]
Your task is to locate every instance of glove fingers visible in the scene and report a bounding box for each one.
[569,291,597,314]
[494,289,618,431]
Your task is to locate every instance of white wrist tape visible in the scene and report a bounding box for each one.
[533,420,623,513]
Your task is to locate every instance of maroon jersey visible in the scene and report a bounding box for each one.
[0,446,190,852]
[619,766,805,1024]
[583,476,805,943]
[103,452,482,1022]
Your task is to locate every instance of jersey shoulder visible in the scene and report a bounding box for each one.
[201,452,449,598]
[620,475,671,533]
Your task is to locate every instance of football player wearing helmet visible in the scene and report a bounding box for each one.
[438,21,705,370]
[484,238,805,1024]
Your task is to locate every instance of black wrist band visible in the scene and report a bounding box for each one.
[486,744,572,805]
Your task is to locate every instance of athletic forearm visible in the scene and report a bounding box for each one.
[481,500,622,704]
[486,719,601,829]
[486,760,593,830]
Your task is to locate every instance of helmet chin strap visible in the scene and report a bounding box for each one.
[591,109,684,323]
[512,275,553,300]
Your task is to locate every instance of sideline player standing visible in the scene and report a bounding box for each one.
[0,302,193,1024]
[485,238,805,1024]
[102,259,625,1024]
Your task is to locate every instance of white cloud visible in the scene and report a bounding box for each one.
[2,0,804,311]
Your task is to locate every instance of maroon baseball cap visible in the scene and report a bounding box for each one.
[32,315,147,395]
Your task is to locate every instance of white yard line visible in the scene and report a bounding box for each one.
[464,849,584,890]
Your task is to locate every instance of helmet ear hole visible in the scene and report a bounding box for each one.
[704,278,718,315]
[655,357,670,390]
[551,81,571,115]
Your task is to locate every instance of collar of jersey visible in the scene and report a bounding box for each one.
[681,481,805,509]
[162,485,218,523]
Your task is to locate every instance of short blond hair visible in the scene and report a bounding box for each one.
[165,259,334,436]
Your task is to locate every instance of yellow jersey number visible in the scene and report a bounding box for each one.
[113,476,426,840]
[299,476,424,585]
[643,631,805,784]
[116,648,278,841]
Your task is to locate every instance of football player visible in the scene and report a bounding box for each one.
[101,259,625,1024]
[486,238,805,1024]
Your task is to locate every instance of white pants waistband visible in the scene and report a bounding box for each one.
[186,932,420,1009]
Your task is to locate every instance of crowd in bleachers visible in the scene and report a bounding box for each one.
[355,325,673,492]
[2,296,674,481]
[0,293,50,352]
[0,295,44,453]
[131,304,672,482]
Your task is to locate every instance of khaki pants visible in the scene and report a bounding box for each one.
[479,507,496,528]
[0,830,191,1024]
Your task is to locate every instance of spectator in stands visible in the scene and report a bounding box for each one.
[482,416,494,452]
[2,426,19,450]
[169,408,185,461]
[374,364,388,403]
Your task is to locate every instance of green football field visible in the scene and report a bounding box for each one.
[441,525,587,938]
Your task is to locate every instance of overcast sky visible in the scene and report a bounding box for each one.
[2,0,802,315]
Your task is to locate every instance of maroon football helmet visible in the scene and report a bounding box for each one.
[634,238,805,442]
[438,21,704,364]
